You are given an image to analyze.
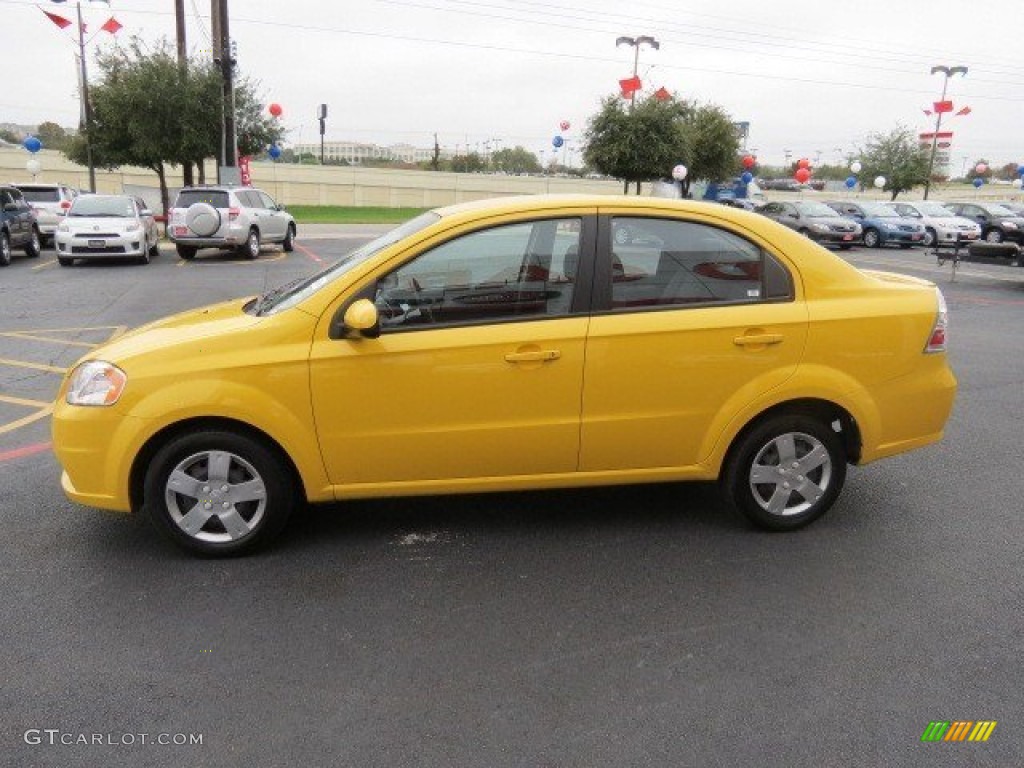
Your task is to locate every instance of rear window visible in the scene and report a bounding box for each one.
[175,190,229,209]
[16,186,60,203]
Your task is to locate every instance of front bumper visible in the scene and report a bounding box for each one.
[56,231,148,258]
[880,229,925,245]
[810,230,860,244]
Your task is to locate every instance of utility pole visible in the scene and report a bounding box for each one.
[75,2,96,192]
[174,0,193,186]
[923,65,967,200]
[212,0,236,181]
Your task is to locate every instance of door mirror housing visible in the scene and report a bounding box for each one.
[343,298,380,339]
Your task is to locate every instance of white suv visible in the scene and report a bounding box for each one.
[890,201,981,248]
[12,183,78,245]
[167,186,296,260]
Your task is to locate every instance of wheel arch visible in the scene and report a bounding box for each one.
[718,398,862,481]
[129,416,305,513]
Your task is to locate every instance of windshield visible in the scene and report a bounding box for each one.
[16,187,60,203]
[861,203,900,218]
[68,196,135,218]
[794,202,838,217]
[915,203,954,218]
[982,204,1015,216]
[258,212,442,315]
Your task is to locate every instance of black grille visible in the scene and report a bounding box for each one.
[71,245,126,254]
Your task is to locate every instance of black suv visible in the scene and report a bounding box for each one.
[0,185,43,266]
[945,202,1024,244]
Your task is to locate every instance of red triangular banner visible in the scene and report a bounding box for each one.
[101,17,122,34]
[42,10,72,29]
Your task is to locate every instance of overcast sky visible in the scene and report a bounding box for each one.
[3,0,1020,170]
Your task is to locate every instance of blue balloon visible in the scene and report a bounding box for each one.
[1018,164,1024,177]
[23,136,42,153]
[268,144,282,159]
[845,176,857,189]
[740,171,753,184]
[973,177,984,188]
[552,135,564,148]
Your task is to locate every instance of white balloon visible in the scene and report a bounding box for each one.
[873,175,886,189]
[850,161,862,174]
[671,164,688,180]
[26,159,42,176]
[1012,178,1023,189]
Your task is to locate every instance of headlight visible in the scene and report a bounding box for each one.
[66,361,127,406]
[124,222,143,233]
[58,223,70,233]
[1004,222,1018,229]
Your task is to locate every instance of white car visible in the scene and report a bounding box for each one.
[55,194,160,266]
[12,182,78,245]
[891,201,981,248]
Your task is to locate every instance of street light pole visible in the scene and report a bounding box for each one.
[75,1,96,192]
[615,35,659,110]
[923,64,967,200]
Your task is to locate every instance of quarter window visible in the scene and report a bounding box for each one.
[609,217,791,309]
[374,218,582,329]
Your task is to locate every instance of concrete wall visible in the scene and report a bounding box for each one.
[1,148,623,209]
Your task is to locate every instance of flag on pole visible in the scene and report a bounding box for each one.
[42,9,72,28]
[100,17,122,34]
[654,86,671,101]
[955,106,971,116]
[933,100,954,114]
[618,76,642,96]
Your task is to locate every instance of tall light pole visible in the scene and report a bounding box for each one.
[615,35,659,110]
[924,64,967,200]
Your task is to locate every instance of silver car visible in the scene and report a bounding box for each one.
[55,194,160,266]
[167,186,296,260]
[890,201,980,248]
[12,182,78,245]
[757,200,862,249]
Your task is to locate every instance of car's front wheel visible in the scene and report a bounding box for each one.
[282,223,295,252]
[176,245,197,260]
[923,227,937,248]
[862,228,881,248]
[985,228,1004,244]
[25,227,41,258]
[0,231,11,266]
[722,412,847,531]
[143,430,296,556]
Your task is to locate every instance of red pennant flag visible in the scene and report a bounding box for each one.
[42,10,72,29]
[956,106,971,116]
[654,86,671,101]
[101,17,122,34]
[933,100,953,114]
[618,75,642,95]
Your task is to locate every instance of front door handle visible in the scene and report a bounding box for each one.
[733,333,783,347]
[504,349,561,363]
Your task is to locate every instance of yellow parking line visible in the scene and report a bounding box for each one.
[0,404,53,436]
[0,394,51,408]
[3,325,125,335]
[184,251,287,268]
[2,332,98,349]
[0,358,66,374]
[31,259,58,271]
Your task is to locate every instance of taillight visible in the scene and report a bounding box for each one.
[925,287,948,353]
[60,200,71,210]
[228,207,240,222]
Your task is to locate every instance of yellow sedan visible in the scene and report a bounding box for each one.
[52,195,957,555]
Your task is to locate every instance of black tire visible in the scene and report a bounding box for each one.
[862,228,881,248]
[176,244,197,260]
[0,230,10,266]
[240,228,260,260]
[143,430,296,556]
[24,227,41,258]
[923,228,937,248]
[58,256,73,267]
[984,228,1004,244]
[722,412,847,531]
[149,237,160,257]
[798,227,811,238]
[282,223,295,252]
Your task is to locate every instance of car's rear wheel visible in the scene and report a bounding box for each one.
[143,430,296,556]
[0,231,11,266]
[282,223,295,252]
[985,229,1004,244]
[240,228,260,259]
[923,227,937,248]
[176,245,197,260]
[862,228,881,248]
[25,228,41,258]
[722,412,847,531]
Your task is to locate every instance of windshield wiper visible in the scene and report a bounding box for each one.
[254,276,308,315]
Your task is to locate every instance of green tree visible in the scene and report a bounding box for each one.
[679,104,740,196]
[491,146,542,174]
[65,37,283,213]
[857,126,930,200]
[36,122,72,152]
[449,152,487,173]
[0,128,19,144]
[583,94,687,194]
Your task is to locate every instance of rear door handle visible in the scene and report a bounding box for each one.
[733,333,783,346]
[504,349,561,363]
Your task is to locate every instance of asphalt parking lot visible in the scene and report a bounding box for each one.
[2,231,1022,767]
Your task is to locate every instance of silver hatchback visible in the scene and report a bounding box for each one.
[167,186,296,260]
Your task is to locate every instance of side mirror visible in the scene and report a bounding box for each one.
[342,298,380,339]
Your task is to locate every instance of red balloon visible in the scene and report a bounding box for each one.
[268,103,283,117]
[794,168,811,183]
[797,157,810,169]
[742,155,755,169]
[560,120,570,131]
